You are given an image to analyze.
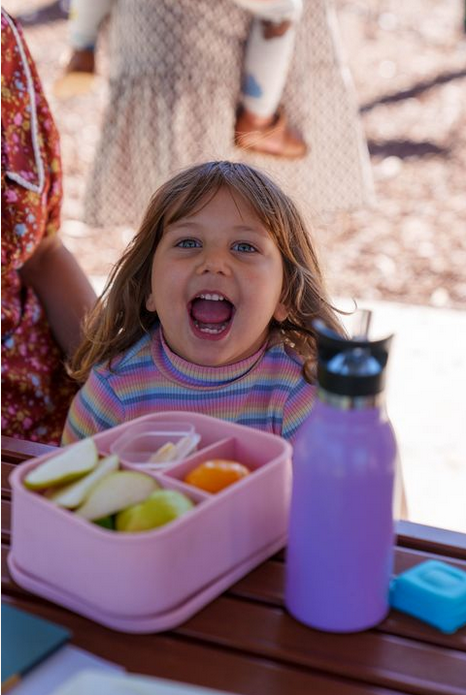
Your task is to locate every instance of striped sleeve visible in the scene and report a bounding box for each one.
[61,368,125,444]
[281,380,316,443]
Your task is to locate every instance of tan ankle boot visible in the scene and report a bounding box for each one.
[235,111,308,159]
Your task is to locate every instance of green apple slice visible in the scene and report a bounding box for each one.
[24,438,99,491]
[48,454,119,509]
[75,471,159,521]
[115,489,194,533]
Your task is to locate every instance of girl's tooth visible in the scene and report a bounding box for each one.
[197,322,227,335]
[195,294,226,301]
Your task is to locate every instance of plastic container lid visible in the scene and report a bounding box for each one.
[389,560,466,634]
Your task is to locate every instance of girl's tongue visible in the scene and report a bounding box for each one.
[190,298,233,325]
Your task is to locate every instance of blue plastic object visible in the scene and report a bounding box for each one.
[389,560,466,634]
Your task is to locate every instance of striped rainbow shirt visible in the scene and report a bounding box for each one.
[62,326,316,445]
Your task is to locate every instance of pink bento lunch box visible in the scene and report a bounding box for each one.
[8,412,292,633]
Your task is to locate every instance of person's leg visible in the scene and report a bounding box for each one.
[54,0,113,98]
[69,0,113,51]
[67,0,114,73]
[233,0,307,157]
[236,0,302,118]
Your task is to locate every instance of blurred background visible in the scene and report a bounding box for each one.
[4,0,466,531]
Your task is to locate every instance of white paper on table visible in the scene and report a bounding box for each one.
[10,645,124,695]
[49,669,235,695]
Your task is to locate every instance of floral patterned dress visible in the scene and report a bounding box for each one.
[1,10,77,444]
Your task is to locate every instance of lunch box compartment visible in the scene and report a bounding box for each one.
[164,436,269,485]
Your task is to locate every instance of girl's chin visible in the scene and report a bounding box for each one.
[164,321,267,366]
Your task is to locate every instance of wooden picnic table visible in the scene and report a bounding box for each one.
[2,435,466,695]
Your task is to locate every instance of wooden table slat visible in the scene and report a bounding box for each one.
[230,551,466,607]
[1,461,14,498]
[1,435,57,463]
[396,520,466,560]
[229,557,466,652]
[177,596,466,695]
[2,499,11,544]
[271,519,466,565]
[1,594,401,695]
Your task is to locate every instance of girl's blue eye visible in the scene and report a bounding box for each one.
[232,242,257,253]
[176,239,201,248]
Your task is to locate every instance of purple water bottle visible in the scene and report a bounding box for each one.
[285,311,397,632]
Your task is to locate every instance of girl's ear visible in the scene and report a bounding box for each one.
[273,301,288,323]
[146,293,157,312]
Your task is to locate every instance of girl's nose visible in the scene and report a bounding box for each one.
[196,249,231,275]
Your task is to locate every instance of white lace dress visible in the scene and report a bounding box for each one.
[83,0,374,227]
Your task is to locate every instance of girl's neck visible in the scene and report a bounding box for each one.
[152,326,270,388]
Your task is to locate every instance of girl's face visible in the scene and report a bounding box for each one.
[146,186,287,366]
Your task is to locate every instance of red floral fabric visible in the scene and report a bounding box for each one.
[1,10,77,444]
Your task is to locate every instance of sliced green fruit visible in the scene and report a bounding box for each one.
[75,471,159,521]
[48,454,119,509]
[24,438,99,491]
[115,489,194,533]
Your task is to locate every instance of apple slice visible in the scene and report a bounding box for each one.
[115,489,194,532]
[148,433,201,465]
[148,441,176,464]
[48,454,119,509]
[75,471,159,521]
[24,438,99,491]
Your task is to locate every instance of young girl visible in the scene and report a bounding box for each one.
[56,0,306,157]
[62,160,343,445]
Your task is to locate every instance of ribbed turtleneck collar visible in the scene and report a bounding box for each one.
[151,326,268,389]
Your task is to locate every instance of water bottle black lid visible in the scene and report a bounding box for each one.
[313,314,393,397]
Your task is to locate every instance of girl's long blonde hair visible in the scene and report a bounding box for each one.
[69,161,344,383]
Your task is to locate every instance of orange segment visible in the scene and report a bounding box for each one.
[184,459,251,493]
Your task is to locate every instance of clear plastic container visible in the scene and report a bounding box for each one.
[110,421,198,469]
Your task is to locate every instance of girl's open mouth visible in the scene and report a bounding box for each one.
[188,293,235,340]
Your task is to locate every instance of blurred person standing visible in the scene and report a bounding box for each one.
[58,0,308,157]
[81,0,373,229]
